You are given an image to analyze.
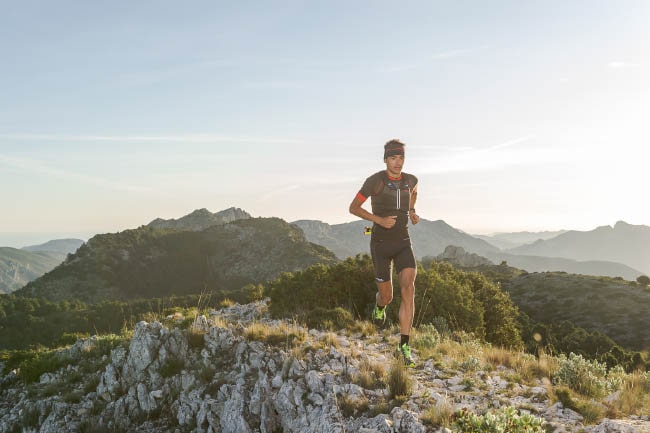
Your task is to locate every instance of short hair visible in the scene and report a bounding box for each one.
[384,139,405,159]
[384,139,405,150]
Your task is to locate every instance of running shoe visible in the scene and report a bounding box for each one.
[398,343,415,367]
[371,304,386,326]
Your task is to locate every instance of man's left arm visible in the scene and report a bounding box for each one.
[409,184,419,225]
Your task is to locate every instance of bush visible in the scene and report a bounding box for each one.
[452,406,545,433]
[554,353,619,398]
[412,324,440,350]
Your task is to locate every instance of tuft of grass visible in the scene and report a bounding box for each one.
[320,332,339,349]
[346,320,376,338]
[387,358,413,399]
[552,385,605,424]
[243,321,306,348]
[338,394,369,418]
[186,327,206,349]
[219,298,235,308]
[421,394,454,428]
[606,371,650,417]
[353,358,386,390]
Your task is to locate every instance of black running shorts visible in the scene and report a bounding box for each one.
[370,237,416,283]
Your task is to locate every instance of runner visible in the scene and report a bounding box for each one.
[349,139,420,367]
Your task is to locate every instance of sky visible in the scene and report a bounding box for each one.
[1,1,649,247]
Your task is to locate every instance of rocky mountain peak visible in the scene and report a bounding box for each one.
[147,207,252,232]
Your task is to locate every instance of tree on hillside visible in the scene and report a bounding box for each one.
[636,275,650,286]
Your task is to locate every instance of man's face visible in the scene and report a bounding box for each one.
[385,154,404,176]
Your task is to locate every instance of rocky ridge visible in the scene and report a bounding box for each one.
[1,299,649,433]
[148,208,252,232]
[436,246,494,268]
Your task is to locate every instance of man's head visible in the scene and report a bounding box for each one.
[384,139,405,177]
[384,139,405,159]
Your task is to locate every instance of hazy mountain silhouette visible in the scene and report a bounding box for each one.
[294,218,641,279]
[482,251,642,280]
[475,230,567,250]
[292,218,499,260]
[509,221,650,275]
[22,238,84,254]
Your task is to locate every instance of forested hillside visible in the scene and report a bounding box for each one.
[16,218,337,303]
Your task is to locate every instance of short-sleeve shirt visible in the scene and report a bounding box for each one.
[357,171,418,241]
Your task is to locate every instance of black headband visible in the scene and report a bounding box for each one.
[384,147,405,158]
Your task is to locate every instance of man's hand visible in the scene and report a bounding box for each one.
[377,215,397,229]
[410,212,420,225]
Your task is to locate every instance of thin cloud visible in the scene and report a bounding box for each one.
[0,133,302,145]
[488,135,535,150]
[413,135,542,175]
[608,61,638,69]
[431,49,472,59]
[0,154,151,193]
[259,184,301,201]
[385,48,474,73]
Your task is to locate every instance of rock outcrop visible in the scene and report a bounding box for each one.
[436,245,493,267]
[148,207,252,232]
[1,299,648,433]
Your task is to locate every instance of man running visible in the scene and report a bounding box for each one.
[349,139,420,367]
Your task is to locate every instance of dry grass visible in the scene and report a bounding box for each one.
[243,321,307,348]
[210,315,229,328]
[346,320,377,338]
[421,394,454,428]
[606,371,650,417]
[338,394,369,417]
[320,332,340,349]
[353,358,386,390]
[482,346,557,385]
[387,358,413,399]
[218,298,235,308]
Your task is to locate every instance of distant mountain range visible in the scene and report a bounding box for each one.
[474,230,568,250]
[16,217,337,303]
[5,209,648,297]
[293,219,645,280]
[291,219,499,259]
[0,239,84,294]
[508,221,650,276]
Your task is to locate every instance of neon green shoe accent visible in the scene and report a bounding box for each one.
[398,343,415,367]
[372,305,386,324]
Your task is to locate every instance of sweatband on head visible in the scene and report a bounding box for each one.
[384,146,405,158]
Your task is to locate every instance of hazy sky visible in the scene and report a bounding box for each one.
[1,1,649,247]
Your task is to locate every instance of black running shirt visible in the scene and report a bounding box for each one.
[356,171,418,241]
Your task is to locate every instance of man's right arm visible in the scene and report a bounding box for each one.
[349,194,397,229]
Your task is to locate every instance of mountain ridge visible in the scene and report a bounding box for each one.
[509,220,650,275]
[15,217,338,303]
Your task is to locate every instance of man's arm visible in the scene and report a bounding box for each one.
[409,185,420,225]
[349,195,397,229]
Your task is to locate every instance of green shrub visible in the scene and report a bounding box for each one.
[412,324,440,350]
[452,406,546,433]
[15,350,71,384]
[554,353,619,398]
